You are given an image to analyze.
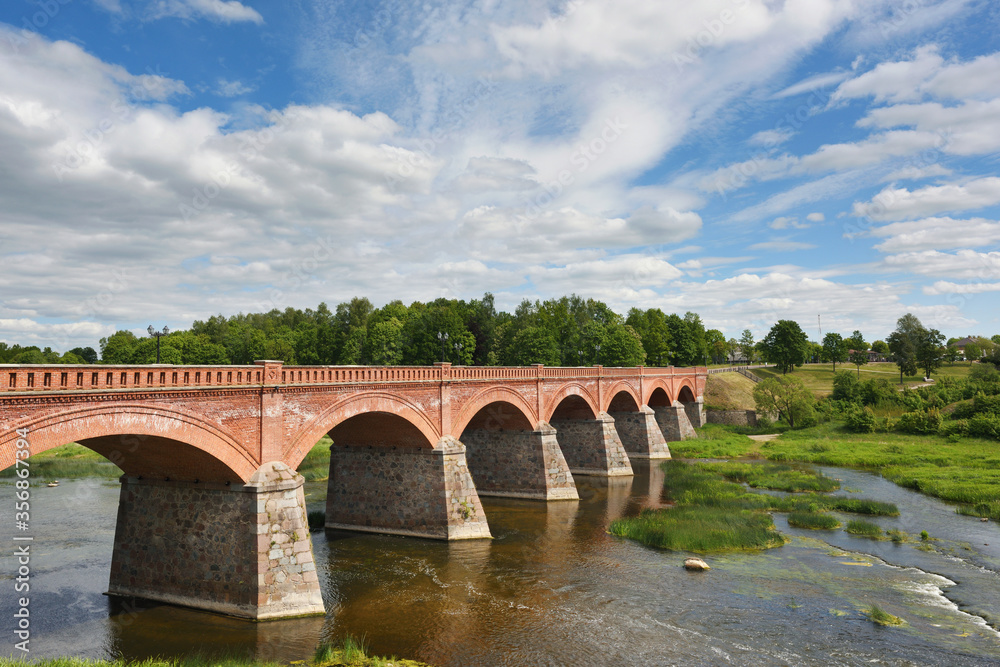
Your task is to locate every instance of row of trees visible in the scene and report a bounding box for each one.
[756,314,956,382]
[1,298,990,373]
[87,295,721,368]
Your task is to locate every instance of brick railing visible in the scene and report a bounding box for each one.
[0,361,705,393]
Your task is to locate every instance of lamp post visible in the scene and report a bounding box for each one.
[453,341,463,365]
[147,325,169,364]
[437,332,449,362]
[594,344,601,365]
[577,350,583,366]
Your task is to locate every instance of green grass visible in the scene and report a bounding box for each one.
[866,604,904,626]
[668,424,759,459]
[704,372,758,411]
[296,436,333,481]
[787,512,840,530]
[610,460,892,553]
[703,461,840,492]
[759,421,1000,510]
[845,519,883,538]
[827,498,899,516]
[0,443,122,480]
[753,362,973,397]
[0,636,432,667]
[956,501,1000,521]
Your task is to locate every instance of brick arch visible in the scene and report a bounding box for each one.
[603,381,641,413]
[0,403,256,482]
[283,392,441,469]
[677,381,698,403]
[543,383,599,422]
[452,386,538,435]
[644,381,675,407]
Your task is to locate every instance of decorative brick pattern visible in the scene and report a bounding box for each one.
[610,406,671,459]
[551,414,633,477]
[326,438,491,540]
[108,462,323,619]
[461,427,579,500]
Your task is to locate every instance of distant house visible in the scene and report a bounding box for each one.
[950,335,990,360]
[848,349,887,363]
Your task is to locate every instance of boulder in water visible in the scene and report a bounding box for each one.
[684,557,710,571]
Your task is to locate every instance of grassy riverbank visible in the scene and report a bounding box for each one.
[0,636,432,667]
[609,460,898,552]
[675,422,1000,521]
[0,443,122,480]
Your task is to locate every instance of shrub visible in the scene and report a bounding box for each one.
[845,405,877,433]
[832,371,860,401]
[939,419,969,437]
[967,414,1000,439]
[859,378,900,407]
[896,409,941,435]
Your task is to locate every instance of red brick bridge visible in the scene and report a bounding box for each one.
[0,361,705,620]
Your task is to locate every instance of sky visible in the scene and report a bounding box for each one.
[1,0,999,352]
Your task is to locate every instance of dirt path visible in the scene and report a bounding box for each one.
[747,433,781,442]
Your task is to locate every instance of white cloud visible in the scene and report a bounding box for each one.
[923,281,1000,296]
[806,212,824,222]
[771,70,850,98]
[852,177,1000,221]
[868,217,1000,253]
[215,78,256,97]
[768,216,808,230]
[748,239,817,252]
[146,0,264,24]
[883,250,1000,280]
[748,127,794,146]
[881,164,952,182]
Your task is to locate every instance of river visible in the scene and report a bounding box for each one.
[2,460,1000,665]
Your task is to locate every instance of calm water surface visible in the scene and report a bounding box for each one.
[2,461,1000,666]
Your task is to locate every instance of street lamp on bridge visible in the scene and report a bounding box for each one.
[147,325,169,364]
[437,331,449,362]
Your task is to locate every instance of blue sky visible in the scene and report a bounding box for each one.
[1,0,999,351]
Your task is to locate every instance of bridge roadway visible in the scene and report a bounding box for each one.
[0,361,705,620]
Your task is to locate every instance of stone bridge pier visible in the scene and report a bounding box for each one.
[109,462,324,620]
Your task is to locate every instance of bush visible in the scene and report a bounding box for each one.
[859,378,901,407]
[896,409,941,435]
[939,419,969,437]
[832,371,860,401]
[845,405,877,433]
[967,414,1000,439]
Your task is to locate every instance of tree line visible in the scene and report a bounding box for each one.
[1,297,995,372]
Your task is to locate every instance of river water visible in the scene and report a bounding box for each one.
[2,461,1000,666]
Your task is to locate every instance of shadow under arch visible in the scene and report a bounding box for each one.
[549,394,633,478]
[459,398,578,501]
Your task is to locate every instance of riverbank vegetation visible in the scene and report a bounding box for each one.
[0,443,121,480]
[0,636,432,667]
[609,460,897,553]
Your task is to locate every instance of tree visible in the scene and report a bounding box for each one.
[705,328,726,364]
[821,333,849,372]
[738,329,755,363]
[886,330,917,384]
[100,330,139,364]
[507,326,560,366]
[601,323,646,367]
[753,376,815,428]
[761,320,809,374]
[68,347,98,364]
[964,341,982,363]
[871,340,888,355]
[915,328,945,378]
[846,330,867,378]
[848,348,869,378]
[626,308,672,366]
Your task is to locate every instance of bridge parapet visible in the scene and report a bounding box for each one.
[0,362,704,393]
